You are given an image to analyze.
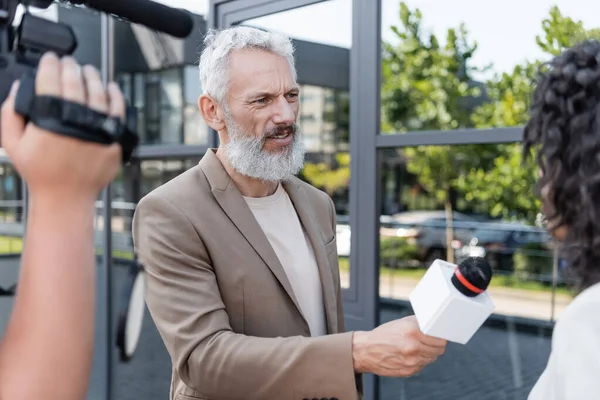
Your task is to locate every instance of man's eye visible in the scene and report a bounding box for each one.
[287,93,298,98]
[254,98,266,103]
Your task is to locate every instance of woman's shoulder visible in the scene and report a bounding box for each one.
[553,282,600,346]
[559,282,600,318]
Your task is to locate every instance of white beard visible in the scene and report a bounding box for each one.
[222,113,305,182]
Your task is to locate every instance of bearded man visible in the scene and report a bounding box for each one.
[132,26,447,400]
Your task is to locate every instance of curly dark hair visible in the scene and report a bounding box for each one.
[523,39,600,291]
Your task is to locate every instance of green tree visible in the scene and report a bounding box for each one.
[461,5,600,222]
[381,2,600,263]
[382,2,489,261]
[463,60,542,222]
[302,153,350,197]
[536,6,600,56]
[301,89,350,198]
[383,2,600,232]
[381,2,481,133]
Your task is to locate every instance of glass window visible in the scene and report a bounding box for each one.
[0,162,24,339]
[183,66,210,145]
[117,74,132,104]
[374,6,593,393]
[140,158,201,198]
[380,0,600,135]
[119,68,210,146]
[378,143,564,398]
[159,69,184,144]
[145,74,161,144]
[0,163,24,257]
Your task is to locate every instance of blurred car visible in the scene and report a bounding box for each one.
[385,210,481,264]
[335,214,351,257]
[458,221,552,271]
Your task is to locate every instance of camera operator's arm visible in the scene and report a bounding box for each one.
[0,52,123,400]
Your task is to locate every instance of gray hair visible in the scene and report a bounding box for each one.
[199,26,297,106]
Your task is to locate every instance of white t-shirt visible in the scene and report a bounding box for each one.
[243,184,327,337]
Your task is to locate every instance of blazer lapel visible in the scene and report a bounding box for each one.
[199,150,307,326]
[283,180,338,335]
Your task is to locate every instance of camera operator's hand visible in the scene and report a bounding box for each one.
[0,51,123,203]
[0,52,127,400]
[352,315,447,377]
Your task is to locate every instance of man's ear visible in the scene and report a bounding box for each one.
[198,94,226,131]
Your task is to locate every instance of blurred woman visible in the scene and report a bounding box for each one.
[524,39,600,400]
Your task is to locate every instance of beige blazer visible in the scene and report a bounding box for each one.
[132,149,363,400]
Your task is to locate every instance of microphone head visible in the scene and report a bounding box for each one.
[451,257,492,297]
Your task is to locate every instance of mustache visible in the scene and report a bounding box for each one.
[263,124,298,139]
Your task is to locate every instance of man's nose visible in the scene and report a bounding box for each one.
[272,97,296,125]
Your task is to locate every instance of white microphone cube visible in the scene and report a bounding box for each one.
[409,259,495,345]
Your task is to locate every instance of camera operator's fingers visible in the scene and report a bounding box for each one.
[60,57,85,104]
[1,81,25,154]
[36,52,61,96]
[107,82,125,121]
[82,65,108,113]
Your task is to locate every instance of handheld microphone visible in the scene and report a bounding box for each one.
[451,256,492,297]
[409,257,495,345]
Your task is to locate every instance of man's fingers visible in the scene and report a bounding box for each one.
[36,52,61,96]
[419,343,446,359]
[61,57,85,104]
[1,80,25,155]
[419,335,448,349]
[107,82,125,121]
[83,65,108,113]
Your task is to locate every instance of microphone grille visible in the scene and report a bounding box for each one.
[452,257,493,297]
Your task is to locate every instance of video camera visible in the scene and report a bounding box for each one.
[0,0,194,158]
[0,0,194,361]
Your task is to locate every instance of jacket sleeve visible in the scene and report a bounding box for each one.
[133,194,359,400]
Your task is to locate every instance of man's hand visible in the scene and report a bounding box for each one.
[352,315,448,377]
[0,51,123,203]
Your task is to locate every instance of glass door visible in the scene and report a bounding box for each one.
[210,1,381,398]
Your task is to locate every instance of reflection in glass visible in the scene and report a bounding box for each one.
[0,163,24,324]
[109,165,139,261]
[380,0,600,134]
[378,143,576,321]
[183,66,210,145]
[159,69,184,144]
[141,158,201,199]
[0,163,24,226]
[117,67,209,146]
[240,0,352,289]
[378,143,567,398]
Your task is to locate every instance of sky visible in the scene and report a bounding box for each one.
[154,0,600,81]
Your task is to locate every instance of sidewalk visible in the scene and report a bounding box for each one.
[340,271,572,321]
